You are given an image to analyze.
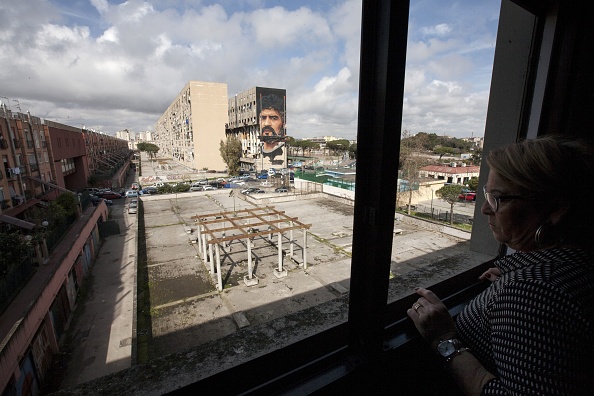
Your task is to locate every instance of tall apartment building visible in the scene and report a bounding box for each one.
[154,81,227,171]
[0,106,53,213]
[227,87,287,172]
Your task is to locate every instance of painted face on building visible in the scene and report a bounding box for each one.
[260,108,285,154]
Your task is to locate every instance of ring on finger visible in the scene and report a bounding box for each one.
[413,302,422,312]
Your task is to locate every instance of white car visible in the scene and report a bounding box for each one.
[126,190,139,198]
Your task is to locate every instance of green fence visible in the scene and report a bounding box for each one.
[294,171,355,191]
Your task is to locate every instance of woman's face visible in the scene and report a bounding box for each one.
[481,171,545,251]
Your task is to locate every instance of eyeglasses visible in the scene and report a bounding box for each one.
[482,185,527,212]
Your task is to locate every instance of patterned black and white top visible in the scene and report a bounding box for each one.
[456,248,594,395]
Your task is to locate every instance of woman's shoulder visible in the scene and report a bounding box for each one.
[497,248,594,274]
[495,248,594,308]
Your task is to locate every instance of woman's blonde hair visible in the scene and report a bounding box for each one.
[487,135,594,246]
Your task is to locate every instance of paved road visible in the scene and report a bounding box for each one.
[48,173,138,391]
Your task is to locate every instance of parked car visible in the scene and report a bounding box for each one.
[90,195,112,206]
[241,187,260,195]
[100,191,122,199]
[189,185,204,192]
[257,174,268,179]
[459,192,477,201]
[131,182,140,190]
[143,186,159,194]
[275,187,288,193]
[126,190,139,198]
[202,185,216,191]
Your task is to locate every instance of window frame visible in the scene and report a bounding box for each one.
[66,0,584,394]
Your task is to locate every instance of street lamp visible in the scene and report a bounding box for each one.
[260,142,264,173]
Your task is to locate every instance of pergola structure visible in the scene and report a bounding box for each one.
[191,206,311,291]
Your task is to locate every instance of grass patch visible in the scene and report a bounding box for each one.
[135,202,154,363]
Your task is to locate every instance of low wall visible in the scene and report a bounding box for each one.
[395,213,470,240]
[0,204,107,393]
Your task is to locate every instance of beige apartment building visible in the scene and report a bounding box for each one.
[154,81,227,171]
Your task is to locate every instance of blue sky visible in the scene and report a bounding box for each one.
[0,0,500,139]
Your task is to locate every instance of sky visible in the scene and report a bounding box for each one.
[0,0,500,140]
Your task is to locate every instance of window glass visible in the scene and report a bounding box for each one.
[386,1,500,302]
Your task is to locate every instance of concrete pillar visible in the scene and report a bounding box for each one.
[243,238,259,286]
[303,230,308,269]
[289,222,294,257]
[34,243,43,265]
[215,244,222,291]
[247,238,253,279]
[274,232,287,278]
[277,232,283,272]
[41,237,49,258]
[209,243,214,274]
[201,230,207,260]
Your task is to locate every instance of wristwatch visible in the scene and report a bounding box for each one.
[436,338,467,362]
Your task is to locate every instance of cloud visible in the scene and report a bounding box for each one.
[0,0,498,140]
[421,23,451,37]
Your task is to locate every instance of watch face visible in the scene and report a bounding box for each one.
[438,340,456,356]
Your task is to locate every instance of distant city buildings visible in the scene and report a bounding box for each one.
[461,136,484,150]
[419,163,480,185]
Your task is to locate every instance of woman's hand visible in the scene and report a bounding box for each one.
[479,267,501,282]
[407,287,457,350]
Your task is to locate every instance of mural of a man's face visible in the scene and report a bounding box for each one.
[260,107,285,153]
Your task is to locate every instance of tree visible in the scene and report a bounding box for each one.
[87,174,98,187]
[399,130,429,214]
[0,232,31,276]
[54,193,78,216]
[436,184,464,224]
[470,149,482,165]
[348,143,357,159]
[433,146,456,160]
[137,142,160,159]
[467,177,479,192]
[290,139,307,157]
[326,139,350,155]
[219,136,242,176]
